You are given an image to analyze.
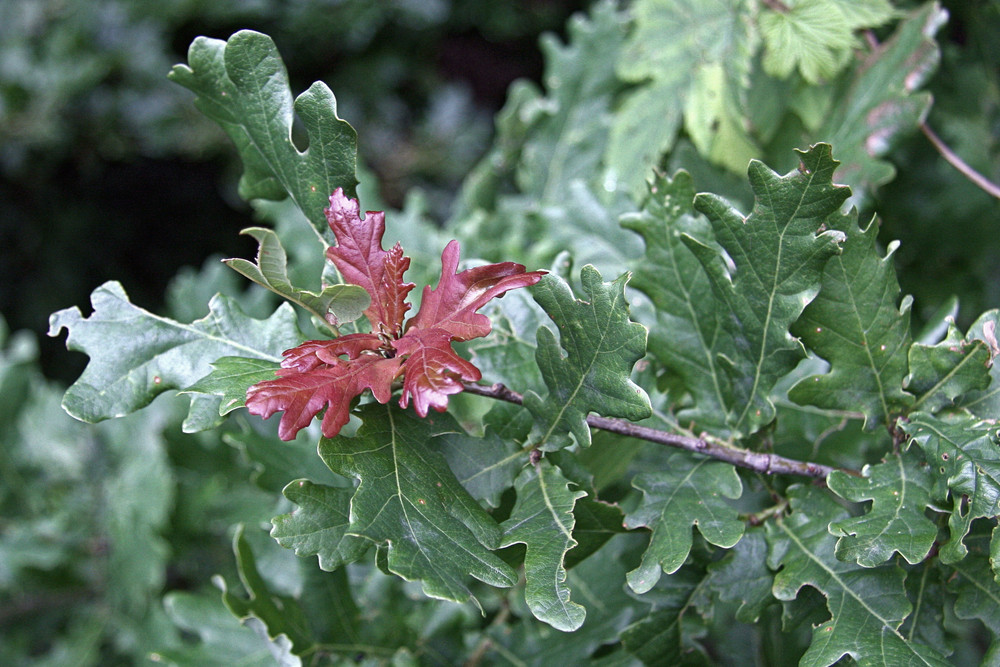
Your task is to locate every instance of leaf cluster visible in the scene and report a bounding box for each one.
[29,2,1000,665]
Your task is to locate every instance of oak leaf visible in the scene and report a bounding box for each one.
[246,189,544,439]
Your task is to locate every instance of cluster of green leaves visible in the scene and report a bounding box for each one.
[21,1,1000,665]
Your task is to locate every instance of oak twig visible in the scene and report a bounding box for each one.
[920,121,1000,200]
[462,382,860,479]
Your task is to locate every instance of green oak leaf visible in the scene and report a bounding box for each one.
[947,550,1000,643]
[766,485,950,666]
[438,401,526,509]
[608,0,757,193]
[706,527,774,623]
[686,144,849,436]
[620,563,709,665]
[564,498,627,569]
[160,591,278,667]
[169,30,358,240]
[958,309,1000,419]
[906,323,992,414]
[186,356,280,417]
[814,3,945,203]
[902,412,1000,563]
[219,526,313,656]
[759,0,894,83]
[826,448,937,567]
[223,425,341,493]
[624,453,744,594]
[500,461,588,631]
[523,267,651,451]
[270,480,369,571]
[789,210,914,430]
[48,281,302,423]
[225,227,369,327]
[622,170,734,433]
[318,404,517,607]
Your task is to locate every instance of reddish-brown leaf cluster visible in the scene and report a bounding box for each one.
[246,189,544,440]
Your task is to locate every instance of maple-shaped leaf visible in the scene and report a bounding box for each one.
[789,210,914,430]
[318,403,518,607]
[766,485,950,666]
[246,189,543,440]
[624,452,744,594]
[523,266,651,451]
[902,412,1000,563]
[685,144,849,437]
[500,461,588,632]
[826,448,937,567]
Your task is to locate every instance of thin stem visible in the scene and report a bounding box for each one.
[920,121,1000,200]
[462,382,860,479]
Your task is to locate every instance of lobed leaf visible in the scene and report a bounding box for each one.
[169,31,358,240]
[766,485,950,666]
[186,356,281,417]
[500,461,588,631]
[523,266,651,450]
[706,527,774,623]
[48,281,303,423]
[957,310,1000,419]
[246,189,543,440]
[224,227,369,328]
[318,404,518,608]
[789,211,914,430]
[826,449,937,567]
[620,563,709,665]
[686,144,849,436]
[902,412,1000,563]
[906,323,992,414]
[622,170,731,433]
[270,480,368,571]
[624,453,744,594]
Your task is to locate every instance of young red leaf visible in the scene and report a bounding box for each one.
[407,240,548,341]
[246,189,544,440]
[325,190,414,337]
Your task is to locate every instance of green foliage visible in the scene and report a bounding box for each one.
[12,1,1000,665]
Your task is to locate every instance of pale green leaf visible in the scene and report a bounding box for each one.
[225,227,369,327]
[902,413,1000,563]
[48,281,302,423]
[766,485,950,666]
[523,267,651,451]
[160,591,276,667]
[609,0,757,192]
[907,323,992,414]
[270,480,368,571]
[759,0,858,83]
[186,356,280,416]
[318,404,518,607]
[826,449,937,567]
[169,30,358,240]
[624,453,743,594]
[789,211,914,430]
[686,144,849,436]
[500,461,588,631]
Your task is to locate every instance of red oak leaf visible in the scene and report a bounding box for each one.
[245,188,544,440]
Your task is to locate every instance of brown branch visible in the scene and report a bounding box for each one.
[462,382,860,479]
[920,121,1000,200]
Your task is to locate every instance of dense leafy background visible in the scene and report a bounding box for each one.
[3,0,1000,665]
